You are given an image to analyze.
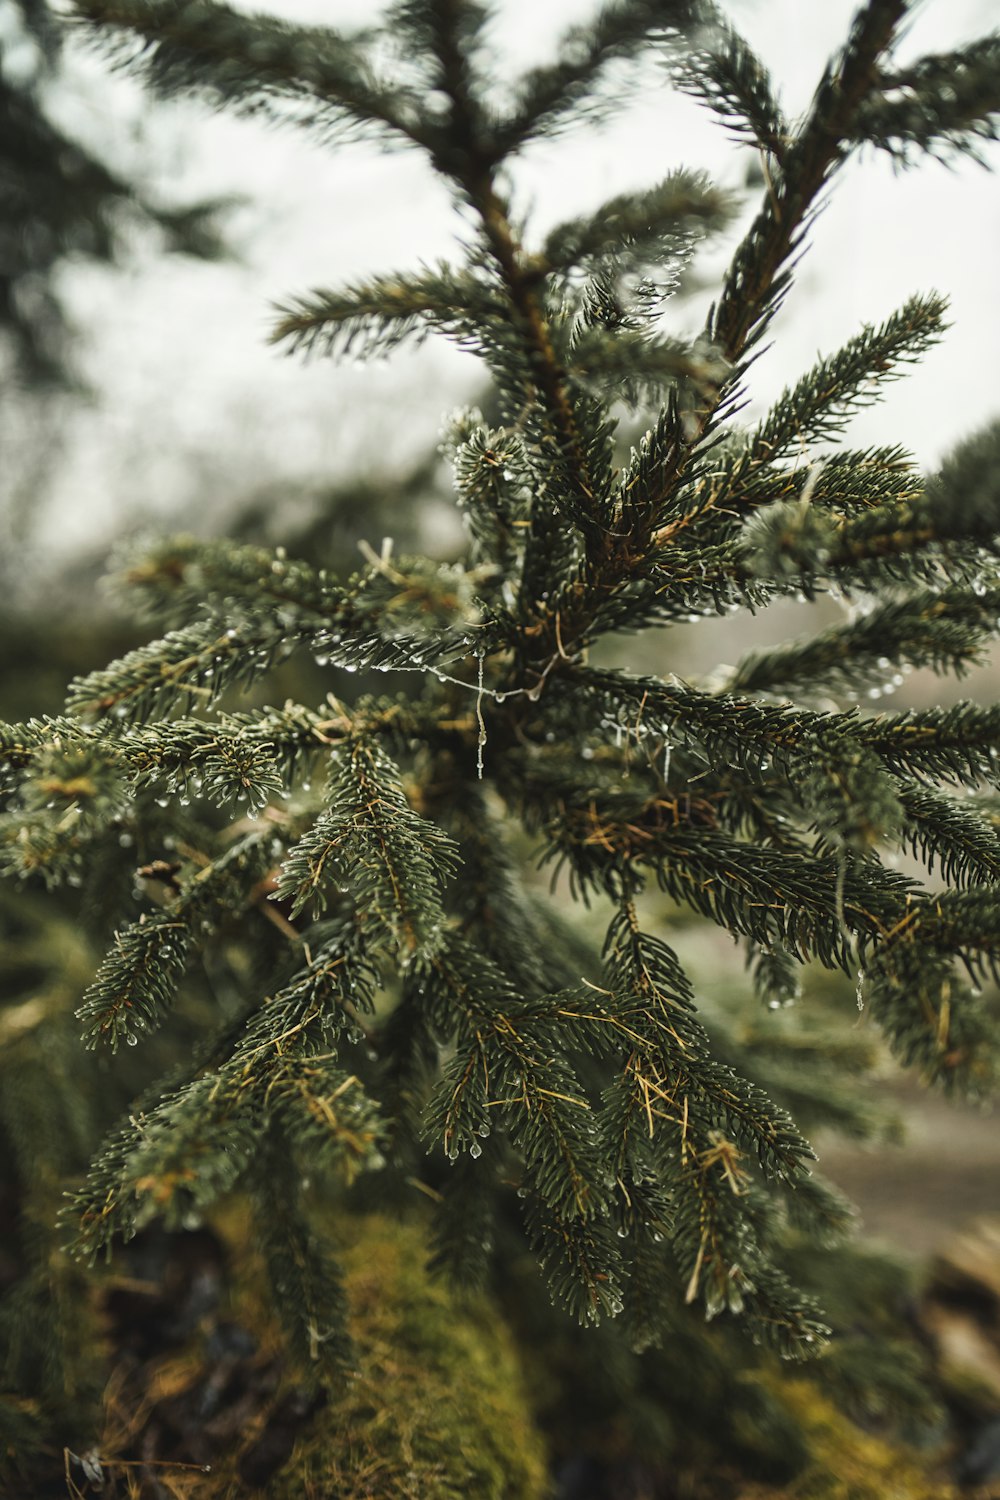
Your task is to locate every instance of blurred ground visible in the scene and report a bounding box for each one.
[819,1083,1000,1261]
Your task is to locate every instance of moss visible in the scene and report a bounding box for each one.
[264,1215,551,1500]
[740,1375,957,1500]
[122,1209,551,1499]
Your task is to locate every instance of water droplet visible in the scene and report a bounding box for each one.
[125,1034,139,1048]
[469,1141,482,1159]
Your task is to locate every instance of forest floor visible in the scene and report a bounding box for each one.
[819,1079,999,1258]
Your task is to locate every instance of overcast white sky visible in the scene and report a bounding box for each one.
[29,0,1000,563]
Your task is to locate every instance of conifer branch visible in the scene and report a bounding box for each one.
[69,0,434,148]
[667,6,790,161]
[270,265,495,361]
[855,33,1000,162]
[492,0,701,158]
[861,702,1000,786]
[76,831,272,1049]
[728,584,1000,697]
[707,0,909,365]
[897,782,1000,889]
[64,588,479,724]
[540,171,735,274]
[746,293,948,462]
[250,1158,355,1376]
[274,740,460,957]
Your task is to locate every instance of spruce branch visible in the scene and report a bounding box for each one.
[492,0,701,158]
[740,424,1000,584]
[64,579,480,725]
[868,929,1000,1097]
[250,1158,355,1377]
[728,584,1000,697]
[746,293,948,463]
[861,702,1000,786]
[273,739,460,958]
[540,171,735,275]
[69,0,434,148]
[897,782,1000,889]
[707,0,910,365]
[855,33,1000,163]
[270,264,496,361]
[667,5,790,161]
[76,831,272,1050]
[70,1071,259,1258]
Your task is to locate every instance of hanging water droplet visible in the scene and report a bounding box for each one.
[125,1034,139,1048]
[469,1141,482,1159]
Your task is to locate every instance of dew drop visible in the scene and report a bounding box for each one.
[125,1034,139,1048]
[469,1141,482,1159]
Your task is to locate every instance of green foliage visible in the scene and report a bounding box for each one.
[3,0,1000,1487]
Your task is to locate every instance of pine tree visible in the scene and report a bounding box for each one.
[4,0,1000,1492]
